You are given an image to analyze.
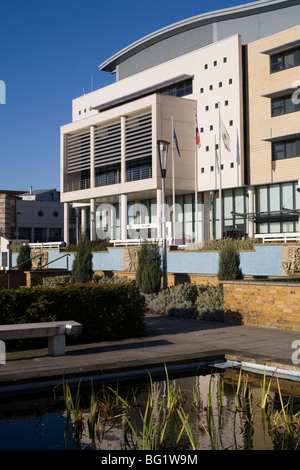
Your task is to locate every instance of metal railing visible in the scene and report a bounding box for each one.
[95,171,120,187]
[254,233,300,243]
[5,253,71,289]
[67,179,90,192]
[126,166,152,182]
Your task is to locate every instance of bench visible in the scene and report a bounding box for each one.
[0,321,82,357]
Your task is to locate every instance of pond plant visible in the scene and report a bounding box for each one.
[61,366,300,450]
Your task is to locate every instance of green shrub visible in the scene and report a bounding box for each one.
[71,234,94,283]
[217,239,243,281]
[17,244,31,271]
[0,283,145,348]
[136,243,162,294]
[41,275,71,288]
[144,282,223,319]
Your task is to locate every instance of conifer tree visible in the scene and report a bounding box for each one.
[136,243,162,294]
[217,239,243,281]
[71,234,94,283]
[17,244,31,271]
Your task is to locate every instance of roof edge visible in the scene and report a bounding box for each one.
[99,0,292,73]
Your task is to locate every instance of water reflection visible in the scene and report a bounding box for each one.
[0,368,300,450]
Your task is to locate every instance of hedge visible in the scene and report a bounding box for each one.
[0,283,145,349]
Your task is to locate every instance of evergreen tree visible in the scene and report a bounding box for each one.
[71,234,94,283]
[136,243,162,294]
[217,238,243,281]
[17,244,31,271]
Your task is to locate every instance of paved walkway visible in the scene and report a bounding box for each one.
[1,315,300,397]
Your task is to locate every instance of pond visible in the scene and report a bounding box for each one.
[0,365,300,451]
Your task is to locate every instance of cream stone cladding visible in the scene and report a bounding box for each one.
[247,26,300,186]
[71,35,244,193]
[60,93,197,205]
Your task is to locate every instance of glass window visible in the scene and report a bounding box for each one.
[257,186,268,213]
[270,47,300,73]
[224,190,233,220]
[272,139,300,160]
[269,184,280,212]
[271,98,284,116]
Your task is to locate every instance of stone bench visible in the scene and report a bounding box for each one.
[0,321,82,357]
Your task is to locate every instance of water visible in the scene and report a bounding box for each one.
[0,368,300,450]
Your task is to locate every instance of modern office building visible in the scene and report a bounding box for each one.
[60,0,300,245]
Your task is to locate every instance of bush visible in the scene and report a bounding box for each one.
[17,244,31,271]
[0,283,145,348]
[217,239,243,281]
[144,282,223,320]
[71,234,94,283]
[136,243,162,294]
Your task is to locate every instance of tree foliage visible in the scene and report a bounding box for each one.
[217,238,243,281]
[71,234,94,283]
[17,244,32,271]
[136,243,162,294]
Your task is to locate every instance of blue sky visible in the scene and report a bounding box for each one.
[0,0,259,192]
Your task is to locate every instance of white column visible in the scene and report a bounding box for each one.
[248,186,254,238]
[90,198,96,241]
[60,133,67,193]
[121,116,126,184]
[81,207,87,235]
[90,126,95,188]
[120,194,127,240]
[64,203,69,245]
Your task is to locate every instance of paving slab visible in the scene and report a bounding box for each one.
[1,315,300,398]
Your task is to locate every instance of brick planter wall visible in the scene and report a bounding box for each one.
[222,280,300,332]
[0,270,26,289]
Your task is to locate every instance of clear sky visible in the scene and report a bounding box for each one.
[0,0,259,192]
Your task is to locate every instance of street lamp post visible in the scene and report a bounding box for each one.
[157,140,170,290]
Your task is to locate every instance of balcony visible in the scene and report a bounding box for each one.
[95,171,120,187]
[126,166,152,182]
[67,178,90,192]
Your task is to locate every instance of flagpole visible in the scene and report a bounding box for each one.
[171,115,175,245]
[218,102,223,239]
[195,110,198,244]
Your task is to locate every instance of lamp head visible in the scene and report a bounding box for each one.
[157,140,170,178]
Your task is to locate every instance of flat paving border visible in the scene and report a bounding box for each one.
[1,315,300,397]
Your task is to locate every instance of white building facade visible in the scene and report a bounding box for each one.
[60,0,300,245]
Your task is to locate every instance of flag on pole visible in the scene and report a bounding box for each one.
[220,118,231,152]
[173,128,181,158]
[195,113,201,148]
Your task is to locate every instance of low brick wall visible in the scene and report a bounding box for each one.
[0,270,26,289]
[222,280,300,332]
[26,269,70,287]
[101,271,219,286]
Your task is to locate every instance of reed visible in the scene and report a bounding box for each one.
[61,367,300,450]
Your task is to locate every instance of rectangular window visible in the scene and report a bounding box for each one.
[160,78,193,97]
[272,138,300,160]
[270,47,300,73]
[271,95,300,116]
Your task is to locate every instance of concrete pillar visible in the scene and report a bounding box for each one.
[81,207,87,235]
[248,186,254,238]
[120,194,127,240]
[121,116,126,184]
[90,126,95,188]
[64,203,69,245]
[90,198,96,241]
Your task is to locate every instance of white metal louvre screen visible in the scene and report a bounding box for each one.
[125,111,152,162]
[67,130,90,174]
[94,121,121,168]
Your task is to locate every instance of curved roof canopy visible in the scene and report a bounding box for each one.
[99,0,298,74]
